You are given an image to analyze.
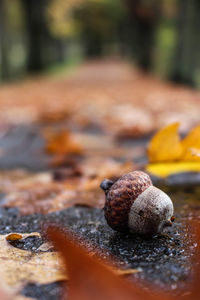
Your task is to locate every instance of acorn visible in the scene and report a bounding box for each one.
[100,171,174,236]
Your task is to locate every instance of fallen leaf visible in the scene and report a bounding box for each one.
[45,130,83,156]
[47,226,171,300]
[0,285,9,300]
[15,296,35,300]
[147,122,183,163]
[147,123,200,177]
[109,267,140,276]
[181,125,200,161]
[0,233,67,292]
[146,162,200,178]
[6,233,23,241]
[37,242,54,252]
[189,148,200,158]
[1,182,66,214]
[0,61,200,137]
[0,159,134,215]
[6,232,40,242]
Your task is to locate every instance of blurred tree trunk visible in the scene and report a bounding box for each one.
[171,0,200,86]
[55,39,66,63]
[84,33,103,58]
[125,0,160,71]
[21,0,49,72]
[0,0,9,80]
[21,0,67,73]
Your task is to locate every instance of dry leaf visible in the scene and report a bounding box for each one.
[45,221,200,300]
[0,61,200,136]
[37,242,54,252]
[47,226,170,300]
[0,233,67,292]
[181,125,200,161]
[15,296,35,300]
[109,267,140,276]
[45,130,82,156]
[147,122,183,163]
[146,162,200,178]
[189,148,200,158]
[0,158,134,215]
[6,233,23,241]
[6,232,40,242]
[0,286,9,300]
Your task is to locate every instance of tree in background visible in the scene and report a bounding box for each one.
[47,0,127,58]
[21,0,52,72]
[1,0,200,87]
[171,0,200,86]
[75,0,126,57]
[0,0,9,79]
[21,0,68,73]
[125,0,161,71]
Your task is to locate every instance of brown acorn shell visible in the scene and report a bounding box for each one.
[104,171,152,232]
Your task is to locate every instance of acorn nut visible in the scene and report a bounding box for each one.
[100,171,174,236]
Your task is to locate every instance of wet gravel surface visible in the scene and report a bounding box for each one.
[0,199,195,299]
[22,282,63,300]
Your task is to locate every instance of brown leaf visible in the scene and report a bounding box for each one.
[45,130,83,156]
[47,226,171,300]
[0,233,67,293]
[109,267,140,276]
[0,158,134,215]
[6,233,23,241]
[6,232,40,242]
[0,286,9,300]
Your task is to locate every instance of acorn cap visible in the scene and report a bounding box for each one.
[102,171,152,232]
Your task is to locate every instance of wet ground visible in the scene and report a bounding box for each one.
[0,58,200,300]
[0,125,199,299]
[0,185,198,300]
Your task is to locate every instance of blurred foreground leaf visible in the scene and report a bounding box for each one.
[47,227,170,300]
[47,221,200,300]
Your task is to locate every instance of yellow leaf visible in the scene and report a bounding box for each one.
[181,125,200,161]
[146,162,200,178]
[147,123,183,163]
[189,148,200,158]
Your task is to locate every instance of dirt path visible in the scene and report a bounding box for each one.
[0,59,199,135]
[0,60,199,299]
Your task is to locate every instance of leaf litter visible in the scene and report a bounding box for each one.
[0,61,199,299]
[0,233,66,299]
[0,231,141,300]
